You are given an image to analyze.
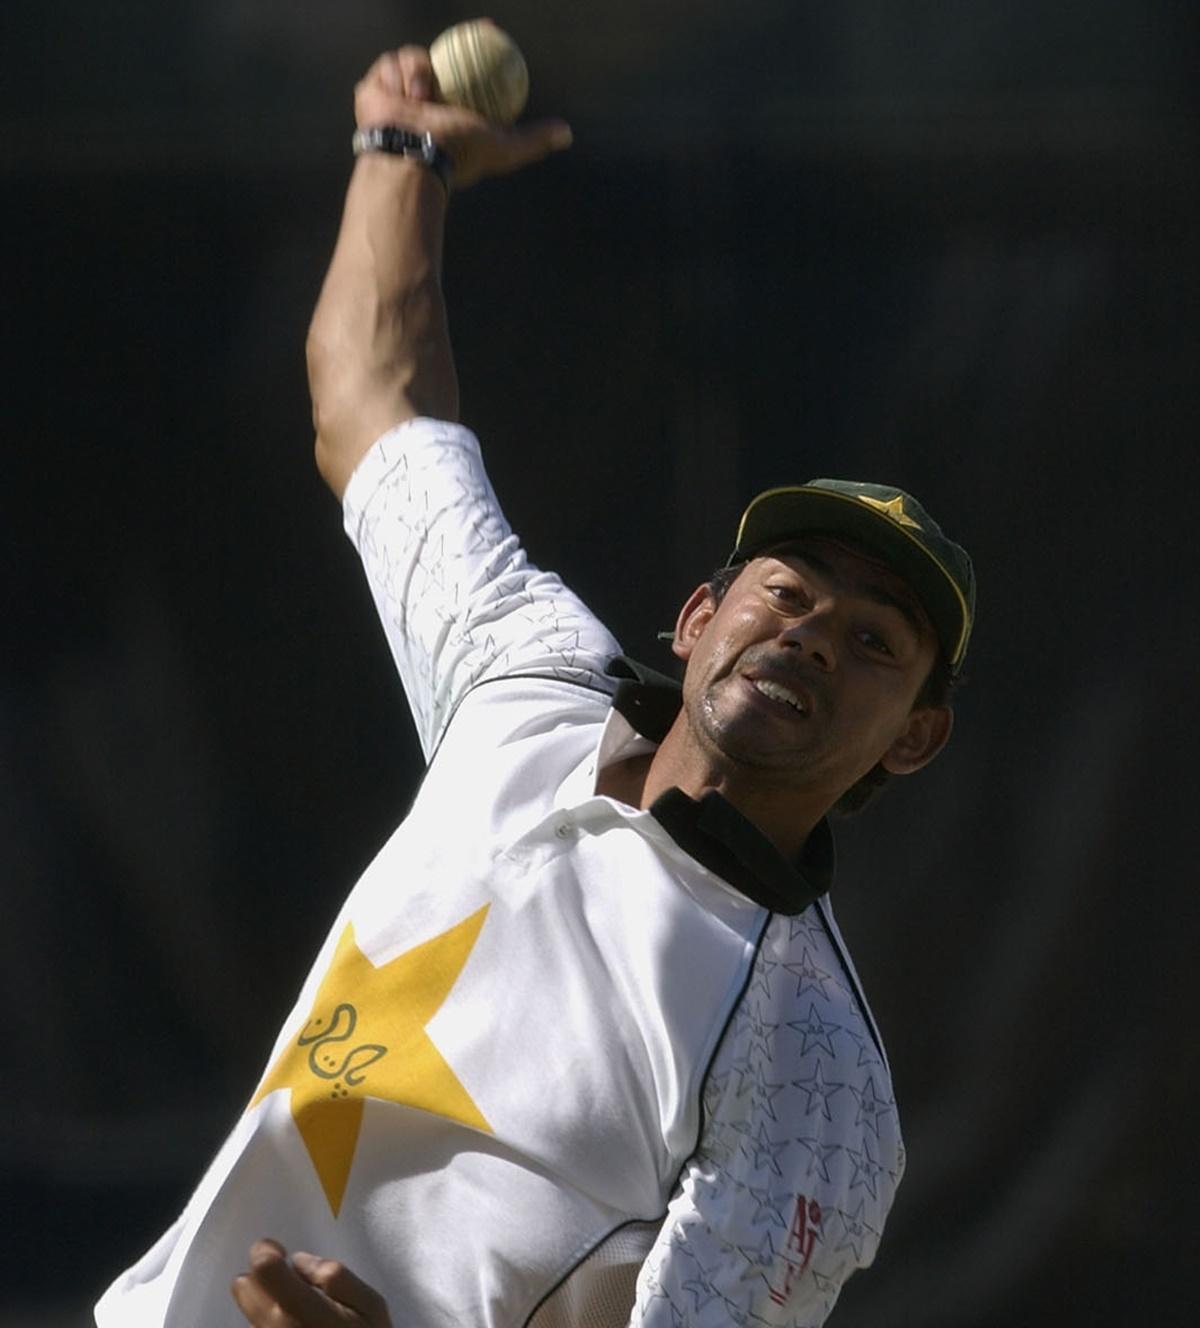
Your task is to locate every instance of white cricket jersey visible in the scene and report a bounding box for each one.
[96,419,904,1328]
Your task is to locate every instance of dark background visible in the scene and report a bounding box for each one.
[4,2,1197,1323]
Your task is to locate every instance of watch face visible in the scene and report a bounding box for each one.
[389,129,429,160]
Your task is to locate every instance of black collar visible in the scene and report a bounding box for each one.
[605,656,835,916]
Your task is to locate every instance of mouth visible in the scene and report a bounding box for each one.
[742,672,812,718]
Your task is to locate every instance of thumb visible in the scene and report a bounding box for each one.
[504,119,574,168]
[436,115,574,189]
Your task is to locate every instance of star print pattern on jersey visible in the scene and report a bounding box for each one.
[346,426,618,758]
[634,905,903,1326]
[249,907,491,1216]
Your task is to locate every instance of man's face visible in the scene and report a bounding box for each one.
[672,537,951,803]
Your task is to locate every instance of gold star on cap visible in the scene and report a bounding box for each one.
[856,493,922,530]
[250,907,491,1215]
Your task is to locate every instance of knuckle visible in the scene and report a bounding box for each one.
[316,1257,345,1283]
[249,1241,283,1271]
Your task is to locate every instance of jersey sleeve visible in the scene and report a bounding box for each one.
[628,909,905,1328]
[630,1156,850,1328]
[341,419,620,759]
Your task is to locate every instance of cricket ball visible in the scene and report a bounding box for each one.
[430,19,529,125]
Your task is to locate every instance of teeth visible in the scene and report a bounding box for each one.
[753,678,806,713]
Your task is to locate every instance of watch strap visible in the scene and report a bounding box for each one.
[351,126,452,191]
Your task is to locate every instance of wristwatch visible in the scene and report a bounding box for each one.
[351,126,452,191]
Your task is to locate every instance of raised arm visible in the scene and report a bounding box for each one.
[307,46,616,758]
[306,46,572,496]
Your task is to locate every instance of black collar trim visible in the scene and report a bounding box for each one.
[605,655,835,916]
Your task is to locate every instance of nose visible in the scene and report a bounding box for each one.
[779,604,837,671]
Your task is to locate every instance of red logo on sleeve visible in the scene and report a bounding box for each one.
[768,1195,823,1306]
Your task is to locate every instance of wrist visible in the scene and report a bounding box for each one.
[349,152,450,235]
[352,126,453,193]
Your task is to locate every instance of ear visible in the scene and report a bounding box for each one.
[671,584,719,662]
[880,705,954,776]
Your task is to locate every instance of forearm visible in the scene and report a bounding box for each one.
[306,41,570,497]
[307,154,456,496]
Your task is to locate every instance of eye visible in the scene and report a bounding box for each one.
[858,629,894,657]
[765,582,809,607]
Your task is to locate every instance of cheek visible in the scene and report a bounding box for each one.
[870,693,925,751]
[701,623,757,683]
[837,672,917,741]
[684,637,726,699]
[683,629,739,706]
[684,599,773,688]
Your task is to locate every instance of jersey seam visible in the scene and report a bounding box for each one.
[685,908,773,1171]
[813,896,887,1069]
[516,910,772,1328]
[425,670,617,771]
[518,1214,667,1328]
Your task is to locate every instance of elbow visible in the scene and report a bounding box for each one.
[312,419,347,498]
[305,323,403,499]
[307,326,351,496]
[304,321,451,499]
[308,383,418,502]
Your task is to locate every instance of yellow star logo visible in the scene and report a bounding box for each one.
[857,493,922,530]
[249,906,491,1216]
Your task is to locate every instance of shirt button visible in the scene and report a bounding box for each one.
[555,821,573,840]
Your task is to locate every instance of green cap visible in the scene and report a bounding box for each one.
[730,479,976,674]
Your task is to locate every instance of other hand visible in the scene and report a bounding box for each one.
[354,46,572,190]
[231,1238,392,1327]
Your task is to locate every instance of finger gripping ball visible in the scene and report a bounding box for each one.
[430,20,529,125]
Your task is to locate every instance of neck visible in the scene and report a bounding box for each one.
[598,714,831,861]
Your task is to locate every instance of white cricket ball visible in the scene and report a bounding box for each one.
[430,19,529,125]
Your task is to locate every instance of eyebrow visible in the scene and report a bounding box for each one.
[782,549,927,641]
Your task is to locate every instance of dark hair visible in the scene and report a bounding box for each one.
[705,562,958,816]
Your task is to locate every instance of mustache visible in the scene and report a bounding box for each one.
[734,644,827,706]
[736,644,821,682]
